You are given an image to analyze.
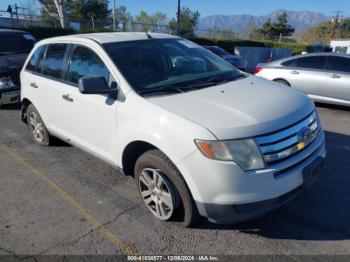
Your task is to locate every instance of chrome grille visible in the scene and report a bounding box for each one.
[255,111,319,165]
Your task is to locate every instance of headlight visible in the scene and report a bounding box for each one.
[0,76,16,90]
[195,139,265,171]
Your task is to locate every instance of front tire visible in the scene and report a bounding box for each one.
[27,104,51,146]
[135,149,199,227]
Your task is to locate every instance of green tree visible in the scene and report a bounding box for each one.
[69,0,110,20]
[134,10,167,32]
[259,18,274,39]
[39,0,110,28]
[274,12,295,37]
[113,5,131,31]
[300,21,332,43]
[38,0,69,28]
[169,7,200,37]
[339,19,350,38]
[259,12,295,40]
[301,18,350,44]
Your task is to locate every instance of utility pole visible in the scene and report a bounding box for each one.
[176,0,181,35]
[113,0,116,31]
[14,4,19,20]
[6,5,13,26]
[330,11,344,40]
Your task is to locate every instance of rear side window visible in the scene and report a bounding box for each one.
[326,56,350,73]
[42,44,67,79]
[281,58,297,67]
[26,45,46,73]
[67,45,110,84]
[282,56,326,70]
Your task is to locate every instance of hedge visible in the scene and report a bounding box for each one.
[188,37,312,55]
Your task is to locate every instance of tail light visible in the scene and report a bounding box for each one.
[254,65,263,74]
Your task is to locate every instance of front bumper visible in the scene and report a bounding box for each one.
[197,156,325,224]
[0,88,20,106]
[176,130,326,224]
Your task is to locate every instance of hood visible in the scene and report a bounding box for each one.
[148,75,314,140]
[0,53,28,74]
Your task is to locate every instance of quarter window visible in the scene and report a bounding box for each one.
[326,56,350,73]
[26,45,46,73]
[281,59,297,67]
[67,46,110,84]
[42,44,67,79]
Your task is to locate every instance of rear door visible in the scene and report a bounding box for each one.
[38,43,70,133]
[22,44,47,118]
[22,43,70,129]
[282,56,327,96]
[324,56,350,103]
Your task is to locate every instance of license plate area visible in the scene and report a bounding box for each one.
[302,157,324,186]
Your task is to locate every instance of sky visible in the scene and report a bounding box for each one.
[0,0,348,18]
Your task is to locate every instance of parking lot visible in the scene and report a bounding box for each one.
[0,103,349,257]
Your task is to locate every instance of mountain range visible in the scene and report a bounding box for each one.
[198,9,330,33]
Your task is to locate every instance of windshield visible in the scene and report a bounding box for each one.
[207,46,230,56]
[103,39,242,96]
[0,32,35,55]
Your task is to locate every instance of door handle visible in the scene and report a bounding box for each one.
[330,74,341,79]
[290,70,300,75]
[30,82,38,88]
[62,94,73,102]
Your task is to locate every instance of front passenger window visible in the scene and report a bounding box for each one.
[67,46,110,85]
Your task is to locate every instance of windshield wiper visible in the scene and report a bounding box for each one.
[137,74,246,96]
[137,85,184,96]
[182,74,246,90]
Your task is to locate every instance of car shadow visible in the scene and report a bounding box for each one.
[0,103,21,110]
[195,131,350,241]
[315,102,350,112]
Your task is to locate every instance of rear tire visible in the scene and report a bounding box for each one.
[274,79,290,86]
[27,104,51,146]
[135,149,200,227]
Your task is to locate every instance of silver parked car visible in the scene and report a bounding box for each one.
[255,53,350,107]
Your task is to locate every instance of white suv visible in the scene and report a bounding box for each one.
[21,33,326,226]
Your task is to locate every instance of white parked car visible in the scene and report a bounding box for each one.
[21,33,326,226]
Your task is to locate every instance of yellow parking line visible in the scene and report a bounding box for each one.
[0,143,137,256]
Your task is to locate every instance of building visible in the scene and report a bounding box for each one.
[330,39,350,54]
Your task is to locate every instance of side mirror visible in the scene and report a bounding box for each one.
[78,76,118,97]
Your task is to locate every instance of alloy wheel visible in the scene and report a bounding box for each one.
[29,111,45,143]
[138,168,176,220]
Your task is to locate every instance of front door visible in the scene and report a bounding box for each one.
[58,45,118,162]
[324,55,350,103]
[286,55,327,97]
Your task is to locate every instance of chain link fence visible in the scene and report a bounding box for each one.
[0,11,295,42]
